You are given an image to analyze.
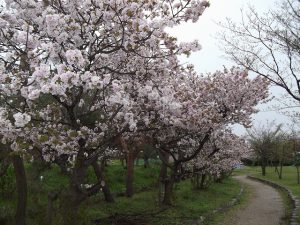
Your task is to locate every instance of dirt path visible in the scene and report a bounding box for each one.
[219,175,285,225]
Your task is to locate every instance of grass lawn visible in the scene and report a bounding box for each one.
[85,176,241,225]
[207,183,252,225]
[0,161,242,225]
[234,166,300,198]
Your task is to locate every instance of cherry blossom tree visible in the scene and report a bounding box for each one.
[0,0,211,224]
[189,129,250,189]
[0,0,272,223]
[152,67,269,204]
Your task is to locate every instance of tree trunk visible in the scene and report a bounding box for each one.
[261,165,266,176]
[162,164,179,205]
[60,154,87,225]
[195,173,200,188]
[125,152,135,197]
[118,137,138,197]
[46,191,60,225]
[158,162,168,202]
[55,154,70,175]
[144,156,150,168]
[60,186,85,225]
[275,165,278,173]
[12,155,27,225]
[159,162,167,180]
[92,161,114,203]
[296,166,300,184]
[261,158,266,176]
[279,162,283,179]
[46,196,53,225]
[162,175,175,205]
[200,174,206,189]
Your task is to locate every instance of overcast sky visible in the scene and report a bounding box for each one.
[169,0,298,135]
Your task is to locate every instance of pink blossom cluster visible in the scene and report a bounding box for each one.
[188,129,251,177]
[0,0,268,176]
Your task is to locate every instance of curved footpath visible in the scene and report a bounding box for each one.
[219,175,285,225]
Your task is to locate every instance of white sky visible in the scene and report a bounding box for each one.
[169,0,297,135]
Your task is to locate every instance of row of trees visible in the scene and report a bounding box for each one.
[0,1,270,225]
[247,122,300,183]
[219,0,300,186]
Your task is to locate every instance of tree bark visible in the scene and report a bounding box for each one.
[55,154,70,175]
[118,137,137,198]
[275,165,279,174]
[159,162,168,180]
[60,187,84,225]
[296,166,300,184]
[279,162,283,179]
[92,161,114,203]
[125,152,135,197]
[200,174,206,189]
[143,156,150,168]
[158,162,168,202]
[12,155,27,225]
[162,175,175,205]
[261,158,267,176]
[162,164,179,205]
[261,165,266,176]
[60,153,87,225]
[195,173,200,188]
[46,191,60,225]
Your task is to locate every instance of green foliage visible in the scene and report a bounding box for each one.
[104,162,160,194]
[0,164,15,224]
[26,163,69,192]
[0,165,15,199]
[0,200,14,224]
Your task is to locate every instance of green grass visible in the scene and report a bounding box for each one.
[277,187,294,225]
[235,166,300,198]
[0,162,242,225]
[234,166,300,223]
[207,183,252,225]
[83,176,242,225]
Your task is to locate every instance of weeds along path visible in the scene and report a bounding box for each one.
[224,175,285,225]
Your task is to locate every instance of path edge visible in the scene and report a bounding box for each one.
[247,175,300,225]
[186,184,244,225]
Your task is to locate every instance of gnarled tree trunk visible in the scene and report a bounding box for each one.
[162,175,175,205]
[46,190,60,225]
[12,155,27,225]
[119,137,140,197]
[162,164,179,205]
[125,151,135,197]
[92,160,114,202]
[60,151,87,225]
